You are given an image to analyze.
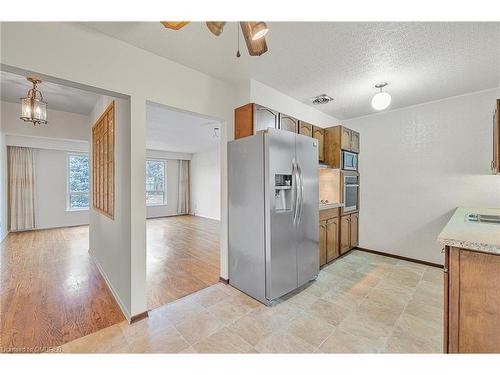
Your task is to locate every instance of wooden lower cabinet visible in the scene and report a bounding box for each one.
[319,208,340,267]
[319,220,327,266]
[445,246,500,353]
[326,217,339,262]
[340,213,359,255]
[340,215,351,254]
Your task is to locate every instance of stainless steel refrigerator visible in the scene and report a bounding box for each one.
[228,128,319,305]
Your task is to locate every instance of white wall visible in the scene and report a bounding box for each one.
[35,149,89,229]
[191,145,221,221]
[344,88,500,265]
[247,79,341,128]
[0,131,7,242]
[89,94,132,319]
[1,21,237,317]
[1,100,89,141]
[0,101,91,231]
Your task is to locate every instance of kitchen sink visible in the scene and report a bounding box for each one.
[466,213,500,224]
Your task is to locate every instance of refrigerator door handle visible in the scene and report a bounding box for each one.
[291,158,298,224]
[296,161,304,225]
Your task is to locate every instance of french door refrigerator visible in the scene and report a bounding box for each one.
[228,128,319,305]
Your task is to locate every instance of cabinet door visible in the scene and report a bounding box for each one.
[319,220,327,266]
[351,131,360,153]
[279,114,299,133]
[341,127,352,151]
[254,105,279,133]
[299,121,313,137]
[350,213,359,248]
[326,217,339,262]
[456,249,500,353]
[312,126,325,162]
[340,215,351,254]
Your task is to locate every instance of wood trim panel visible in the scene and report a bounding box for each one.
[130,311,149,324]
[92,101,115,219]
[357,247,444,269]
[219,277,229,284]
[234,103,254,139]
[448,247,460,353]
[443,246,449,353]
[324,126,342,168]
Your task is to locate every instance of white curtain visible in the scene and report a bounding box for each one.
[8,146,36,231]
[177,160,190,215]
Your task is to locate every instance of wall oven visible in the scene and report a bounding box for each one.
[342,150,358,171]
[342,172,359,214]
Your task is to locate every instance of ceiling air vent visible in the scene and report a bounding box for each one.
[311,94,333,105]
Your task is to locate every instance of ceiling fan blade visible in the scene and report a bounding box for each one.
[240,22,268,56]
[206,22,226,36]
[160,21,190,30]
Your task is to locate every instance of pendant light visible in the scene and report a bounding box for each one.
[20,77,48,126]
[371,82,391,111]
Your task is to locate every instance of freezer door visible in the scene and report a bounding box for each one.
[265,129,298,300]
[295,133,320,286]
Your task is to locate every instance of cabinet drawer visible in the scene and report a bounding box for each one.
[320,207,339,221]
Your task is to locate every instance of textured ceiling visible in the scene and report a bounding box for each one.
[0,71,99,115]
[85,22,500,119]
[147,102,220,154]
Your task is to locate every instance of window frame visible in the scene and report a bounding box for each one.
[66,152,90,211]
[145,158,167,207]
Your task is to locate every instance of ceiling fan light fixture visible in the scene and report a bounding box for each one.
[20,77,48,126]
[371,82,391,111]
[206,22,226,36]
[251,22,269,41]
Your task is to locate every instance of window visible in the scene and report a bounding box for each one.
[68,153,90,210]
[146,159,166,206]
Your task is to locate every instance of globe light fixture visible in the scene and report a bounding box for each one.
[371,82,391,111]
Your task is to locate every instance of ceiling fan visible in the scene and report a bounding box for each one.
[160,21,269,57]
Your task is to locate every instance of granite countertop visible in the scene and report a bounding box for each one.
[438,207,500,255]
[319,202,344,211]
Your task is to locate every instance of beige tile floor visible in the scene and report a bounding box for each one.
[60,250,444,353]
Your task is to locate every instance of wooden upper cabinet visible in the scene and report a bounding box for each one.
[493,99,500,174]
[234,103,254,139]
[350,213,359,248]
[340,215,351,255]
[341,127,352,151]
[319,220,327,266]
[279,114,299,133]
[351,131,360,153]
[299,121,313,137]
[254,104,279,134]
[312,126,325,162]
[326,217,339,262]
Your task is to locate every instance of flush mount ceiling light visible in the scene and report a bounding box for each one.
[311,94,334,105]
[251,22,269,41]
[371,82,391,111]
[20,77,48,126]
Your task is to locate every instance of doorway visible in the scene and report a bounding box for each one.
[145,101,222,310]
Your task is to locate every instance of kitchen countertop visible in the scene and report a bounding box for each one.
[319,203,344,211]
[438,207,500,254]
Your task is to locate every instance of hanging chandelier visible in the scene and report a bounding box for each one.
[20,77,48,126]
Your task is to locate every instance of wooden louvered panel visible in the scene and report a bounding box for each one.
[92,101,115,219]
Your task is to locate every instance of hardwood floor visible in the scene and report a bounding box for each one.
[0,226,124,352]
[147,215,220,310]
[0,215,220,351]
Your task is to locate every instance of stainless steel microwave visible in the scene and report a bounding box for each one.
[342,151,358,171]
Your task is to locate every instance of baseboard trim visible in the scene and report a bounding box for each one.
[356,247,443,268]
[219,276,229,284]
[192,213,221,221]
[88,249,132,322]
[130,311,149,323]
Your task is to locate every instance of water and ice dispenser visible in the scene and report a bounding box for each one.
[274,174,293,212]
